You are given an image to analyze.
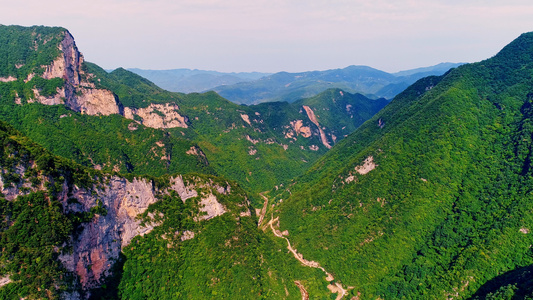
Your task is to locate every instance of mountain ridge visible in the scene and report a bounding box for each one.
[208,63,463,104]
[264,30,533,299]
[0,24,388,196]
[127,68,271,93]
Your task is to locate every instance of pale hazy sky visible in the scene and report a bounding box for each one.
[2,0,533,73]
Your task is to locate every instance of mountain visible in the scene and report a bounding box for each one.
[0,119,267,299]
[3,23,529,300]
[0,24,389,299]
[210,63,463,104]
[262,32,533,299]
[392,62,465,77]
[0,25,386,197]
[0,25,212,178]
[89,65,388,194]
[127,68,270,93]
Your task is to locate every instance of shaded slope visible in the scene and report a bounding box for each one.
[269,32,533,299]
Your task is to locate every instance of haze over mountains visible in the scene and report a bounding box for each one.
[0,23,532,300]
[127,68,270,94]
[131,63,463,105]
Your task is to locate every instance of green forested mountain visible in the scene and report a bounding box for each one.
[0,119,282,300]
[265,32,533,299]
[85,64,388,194]
[2,23,532,300]
[0,28,211,177]
[0,25,386,198]
[0,25,385,300]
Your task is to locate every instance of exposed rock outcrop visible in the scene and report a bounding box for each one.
[240,114,252,126]
[0,154,249,297]
[29,88,65,105]
[302,105,332,149]
[354,156,377,175]
[72,88,122,116]
[25,30,122,116]
[124,103,188,129]
[0,76,17,82]
[169,175,198,201]
[195,193,227,221]
[181,230,195,241]
[290,120,312,138]
[58,177,161,289]
[0,276,12,288]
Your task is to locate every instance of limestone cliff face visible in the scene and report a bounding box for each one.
[124,103,188,129]
[0,157,249,298]
[70,88,122,116]
[28,30,122,116]
[22,30,192,128]
[58,174,243,295]
[57,177,162,290]
[41,31,83,86]
[302,105,332,149]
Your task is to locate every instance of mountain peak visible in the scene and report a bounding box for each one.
[489,31,533,67]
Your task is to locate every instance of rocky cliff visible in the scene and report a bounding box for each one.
[3,28,194,125]
[124,103,188,129]
[57,174,240,294]
[24,30,123,116]
[0,121,252,299]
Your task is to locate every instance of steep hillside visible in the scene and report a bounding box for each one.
[0,25,387,196]
[0,25,213,178]
[211,63,462,104]
[294,89,389,141]
[263,32,533,299]
[0,120,263,299]
[0,118,337,300]
[163,89,387,193]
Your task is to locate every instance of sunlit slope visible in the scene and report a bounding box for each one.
[270,32,533,299]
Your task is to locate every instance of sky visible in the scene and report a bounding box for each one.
[2,0,533,73]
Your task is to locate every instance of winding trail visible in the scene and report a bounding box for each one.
[268,215,347,299]
[294,281,309,300]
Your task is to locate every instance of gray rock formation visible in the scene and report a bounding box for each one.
[28,30,123,116]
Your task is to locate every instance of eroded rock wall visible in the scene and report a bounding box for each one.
[124,103,188,129]
[28,30,122,116]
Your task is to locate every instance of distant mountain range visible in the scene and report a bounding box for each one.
[127,68,270,93]
[210,63,464,104]
[130,63,463,105]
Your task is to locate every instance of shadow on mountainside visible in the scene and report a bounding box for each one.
[469,264,533,299]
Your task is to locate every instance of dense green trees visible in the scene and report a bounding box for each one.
[0,25,64,78]
[269,32,533,299]
[4,24,533,300]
